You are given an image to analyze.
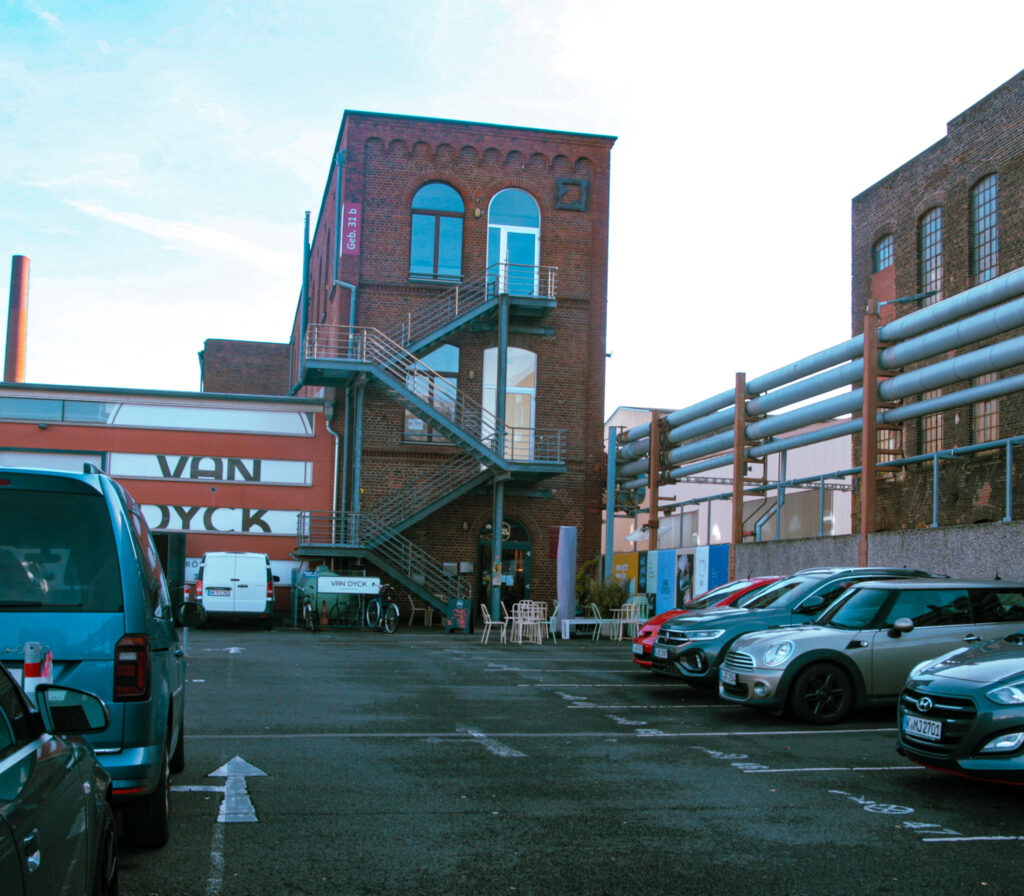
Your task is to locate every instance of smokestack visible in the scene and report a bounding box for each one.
[5,255,29,383]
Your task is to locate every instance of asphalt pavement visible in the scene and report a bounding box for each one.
[117,625,1024,896]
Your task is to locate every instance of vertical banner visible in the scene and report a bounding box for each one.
[707,544,731,591]
[694,546,709,596]
[675,550,694,606]
[556,526,577,627]
[654,549,677,614]
[612,553,639,593]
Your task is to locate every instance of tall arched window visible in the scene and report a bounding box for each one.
[918,207,943,305]
[482,347,536,460]
[404,344,459,443]
[871,234,893,273]
[970,174,999,284]
[487,189,540,296]
[410,183,463,280]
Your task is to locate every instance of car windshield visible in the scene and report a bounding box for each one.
[739,576,813,610]
[685,579,763,610]
[0,487,123,612]
[817,587,891,630]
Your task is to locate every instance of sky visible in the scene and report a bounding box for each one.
[2,0,1023,418]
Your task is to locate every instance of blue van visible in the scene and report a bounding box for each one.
[0,466,204,848]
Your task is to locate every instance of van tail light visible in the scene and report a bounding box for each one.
[114,634,151,701]
[267,579,274,599]
[196,577,204,598]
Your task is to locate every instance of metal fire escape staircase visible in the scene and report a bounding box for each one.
[297,264,562,615]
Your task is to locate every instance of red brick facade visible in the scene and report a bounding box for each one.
[200,339,291,395]
[298,112,615,608]
[851,70,1024,529]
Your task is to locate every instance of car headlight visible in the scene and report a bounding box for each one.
[763,641,795,667]
[681,629,725,641]
[987,684,1024,705]
[979,731,1024,753]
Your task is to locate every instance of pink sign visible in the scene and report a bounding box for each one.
[341,203,361,256]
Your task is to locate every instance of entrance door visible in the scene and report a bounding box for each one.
[477,518,532,615]
[487,189,540,296]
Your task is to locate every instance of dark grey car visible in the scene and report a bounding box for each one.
[650,567,937,686]
[898,628,1024,783]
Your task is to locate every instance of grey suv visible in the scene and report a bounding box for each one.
[720,579,1024,724]
[0,466,204,848]
[650,567,936,686]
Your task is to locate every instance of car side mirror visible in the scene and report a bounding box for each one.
[34,685,110,734]
[178,601,207,627]
[889,617,914,638]
[796,596,826,615]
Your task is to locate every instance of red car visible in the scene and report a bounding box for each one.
[631,577,781,668]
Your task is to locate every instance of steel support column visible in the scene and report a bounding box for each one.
[859,300,880,565]
[729,372,747,580]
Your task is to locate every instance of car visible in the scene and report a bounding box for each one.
[0,465,205,849]
[897,625,1024,783]
[0,663,119,895]
[196,550,278,626]
[631,577,781,668]
[719,578,1024,724]
[650,566,937,686]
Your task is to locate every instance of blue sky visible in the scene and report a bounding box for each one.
[2,0,1023,415]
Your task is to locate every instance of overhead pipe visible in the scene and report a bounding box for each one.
[881,335,1024,400]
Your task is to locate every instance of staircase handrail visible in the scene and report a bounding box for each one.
[368,453,486,530]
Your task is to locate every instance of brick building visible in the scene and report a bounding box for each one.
[284,112,616,619]
[852,69,1024,530]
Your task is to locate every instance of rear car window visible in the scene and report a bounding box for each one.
[0,487,123,612]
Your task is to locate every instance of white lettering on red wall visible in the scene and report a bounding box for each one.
[109,453,311,485]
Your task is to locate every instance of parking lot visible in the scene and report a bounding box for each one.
[119,626,1024,896]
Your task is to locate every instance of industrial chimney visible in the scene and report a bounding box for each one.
[5,255,29,383]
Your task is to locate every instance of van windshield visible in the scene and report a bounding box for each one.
[0,488,123,612]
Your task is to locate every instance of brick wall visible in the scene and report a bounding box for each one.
[305,112,614,606]
[200,339,291,395]
[851,69,1024,531]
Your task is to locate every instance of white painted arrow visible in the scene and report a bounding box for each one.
[172,755,266,823]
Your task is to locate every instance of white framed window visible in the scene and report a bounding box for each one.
[482,347,536,460]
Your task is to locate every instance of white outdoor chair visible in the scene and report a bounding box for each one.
[480,605,507,644]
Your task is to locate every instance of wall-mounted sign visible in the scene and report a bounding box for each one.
[111,453,312,485]
[316,576,380,595]
[143,505,301,535]
[341,203,362,256]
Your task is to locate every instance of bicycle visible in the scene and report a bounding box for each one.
[365,584,400,634]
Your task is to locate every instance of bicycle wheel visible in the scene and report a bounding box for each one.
[382,602,399,634]
[365,597,383,629]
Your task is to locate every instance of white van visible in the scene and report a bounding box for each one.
[196,551,277,626]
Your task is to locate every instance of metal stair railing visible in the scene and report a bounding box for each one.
[305,324,565,463]
[296,511,470,607]
[367,453,489,532]
[384,263,558,349]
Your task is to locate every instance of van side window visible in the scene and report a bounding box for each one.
[114,482,169,616]
[884,589,971,627]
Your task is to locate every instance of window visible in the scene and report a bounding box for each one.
[970,174,999,283]
[404,345,459,443]
[920,389,942,453]
[973,372,999,444]
[884,589,971,627]
[487,189,541,296]
[482,347,537,460]
[918,208,943,305]
[410,183,463,280]
[872,235,894,273]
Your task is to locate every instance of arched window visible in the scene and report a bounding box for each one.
[871,234,893,273]
[404,344,459,443]
[917,208,943,305]
[970,174,999,284]
[410,183,463,280]
[482,347,536,460]
[487,189,540,296]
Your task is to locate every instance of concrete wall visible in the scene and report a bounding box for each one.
[734,519,1024,581]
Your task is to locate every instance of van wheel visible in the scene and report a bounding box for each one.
[169,722,186,774]
[92,801,119,896]
[789,662,853,725]
[121,746,170,848]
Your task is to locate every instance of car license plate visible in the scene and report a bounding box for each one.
[206,587,231,596]
[654,646,668,660]
[903,713,942,742]
[720,669,736,685]
[631,643,643,655]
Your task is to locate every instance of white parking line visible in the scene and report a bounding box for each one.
[464,728,526,758]
[744,765,917,773]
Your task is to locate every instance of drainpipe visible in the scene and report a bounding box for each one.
[290,215,311,396]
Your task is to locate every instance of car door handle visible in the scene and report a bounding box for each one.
[23,828,41,873]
